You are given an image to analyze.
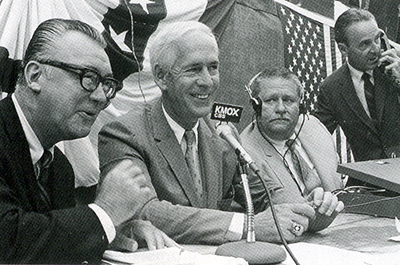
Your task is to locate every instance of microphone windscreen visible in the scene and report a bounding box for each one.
[216,241,286,265]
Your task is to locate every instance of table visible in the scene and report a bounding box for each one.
[182,213,400,255]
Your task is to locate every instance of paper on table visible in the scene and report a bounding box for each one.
[389,217,400,242]
[281,243,372,265]
[102,247,248,265]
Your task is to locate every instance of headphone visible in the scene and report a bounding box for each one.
[244,71,306,117]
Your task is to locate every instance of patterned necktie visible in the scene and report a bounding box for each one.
[37,150,52,206]
[184,130,202,197]
[362,73,377,121]
[285,139,321,194]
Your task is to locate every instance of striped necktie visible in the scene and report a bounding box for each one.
[286,139,321,194]
[184,130,203,197]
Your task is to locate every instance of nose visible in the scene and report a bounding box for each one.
[196,67,214,87]
[370,40,381,54]
[89,83,109,107]
[275,99,287,113]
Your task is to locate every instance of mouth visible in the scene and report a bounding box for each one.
[271,117,290,122]
[191,93,210,100]
[80,110,98,118]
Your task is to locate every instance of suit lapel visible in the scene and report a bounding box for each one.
[339,65,378,134]
[0,97,49,212]
[151,101,203,207]
[249,123,287,191]
[373,69,389,122]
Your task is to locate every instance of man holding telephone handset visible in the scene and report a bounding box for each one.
[314,8,400,188]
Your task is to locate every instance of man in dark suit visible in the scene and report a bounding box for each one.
[98,21,316,245]
[314,8,400,187]
[0,18,174,264]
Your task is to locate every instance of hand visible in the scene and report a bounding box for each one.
[95,159,155,227]
[253,203,315,243]
[109,220,179,252]
[379,48,400,81]
[306,187,344,231]
[306,187,344,216]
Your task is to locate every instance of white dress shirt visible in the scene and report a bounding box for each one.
[11,94,116,243]
[348,62,375,118]
[162,105,244,240]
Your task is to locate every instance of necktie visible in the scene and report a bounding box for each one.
[362,73,377,121]
[37,150,52,205]
[285,139,321,194]
[184,130,202,197]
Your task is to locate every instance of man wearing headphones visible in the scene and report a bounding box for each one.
[238,67,344,233]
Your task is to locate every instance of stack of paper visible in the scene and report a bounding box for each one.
[102,247,248,265]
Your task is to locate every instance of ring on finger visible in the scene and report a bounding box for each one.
[291,222,303,235]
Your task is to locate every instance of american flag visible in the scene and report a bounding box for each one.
[276,0,353,164]
[276,1,342,113]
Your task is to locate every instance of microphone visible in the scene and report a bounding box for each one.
[208,103,287,265]
[216,123,259,174]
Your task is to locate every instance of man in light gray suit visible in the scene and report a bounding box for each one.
[98,21,319,244]
[240,67,344,232]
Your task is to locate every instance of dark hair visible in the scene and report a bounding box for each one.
[334,8,376,45]
[18,18,106,85]
[250,67,303,99]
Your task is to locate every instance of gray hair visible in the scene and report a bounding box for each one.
[250,67,304,99]
[149,21,217,77]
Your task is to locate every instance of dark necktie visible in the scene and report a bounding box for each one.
[286,139,321,194]
[184,130,202,197]
[37,150,52,205]
[362,73,377,121]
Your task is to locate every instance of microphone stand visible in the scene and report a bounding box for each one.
[238,153,255,243]
[215,150,287,265]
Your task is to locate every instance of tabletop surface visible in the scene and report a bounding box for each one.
[182,213,400,256]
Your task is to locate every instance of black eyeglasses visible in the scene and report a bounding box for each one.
[37,60,123,100]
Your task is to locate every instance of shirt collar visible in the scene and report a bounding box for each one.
[347,61,373,81]
[162,104,199,145]
[12,94,54,165]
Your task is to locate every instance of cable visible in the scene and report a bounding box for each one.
[252,113,307,265]
[123,0,147,103]
[253,168,301,265]
[256,113,307,195]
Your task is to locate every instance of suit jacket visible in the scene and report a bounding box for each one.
[238,115,343,214]
[99,99,239,244]
[0,96,108,264]
[314,64,400,162]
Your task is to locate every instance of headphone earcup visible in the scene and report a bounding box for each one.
[299,103,306,114]
[251,97,262,117]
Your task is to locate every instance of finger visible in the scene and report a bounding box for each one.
[143,230,157,251]
[152,231,166,250]
[309,187,324,207]
[317,192,333,215]
[324,194,338,216]
[290,203,315,219]
[335,201,345,213]
[161,232,180,248]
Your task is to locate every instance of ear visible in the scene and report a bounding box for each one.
[337,43,348,58]
[24,61,43,93]
[153,64,168,91]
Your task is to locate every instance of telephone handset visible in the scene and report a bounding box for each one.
[378,30,392,73]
